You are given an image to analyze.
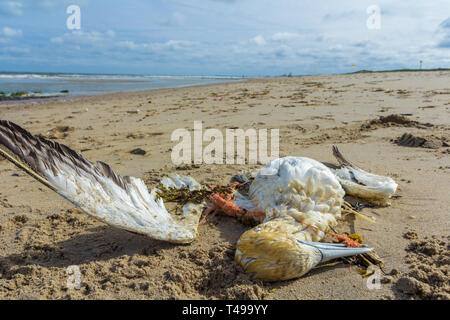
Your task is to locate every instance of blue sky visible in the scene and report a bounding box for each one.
[0,0,449,76]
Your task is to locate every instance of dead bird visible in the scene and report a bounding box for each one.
[231,156,376,281]
[0,120,397,282]
[206,150,397,281]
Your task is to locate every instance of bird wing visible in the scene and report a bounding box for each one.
[331,146,398,203]
[0,120,202,243]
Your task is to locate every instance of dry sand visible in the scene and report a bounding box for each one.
[0,71,449,299]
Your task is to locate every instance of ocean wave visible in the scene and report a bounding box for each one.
[0,73,244,97]
[0,73,244,81]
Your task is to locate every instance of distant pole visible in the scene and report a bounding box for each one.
[419,60,423,70]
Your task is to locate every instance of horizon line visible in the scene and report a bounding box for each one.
[0,67,449,78]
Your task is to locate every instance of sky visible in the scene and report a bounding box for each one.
[0,0,449,76]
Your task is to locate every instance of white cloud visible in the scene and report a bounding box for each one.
[163,12,186,27]
[164,40,195,50]
[3,1,450,75]
[50,37,63,44]
[273,44,294,58]
[117,39,196,53]
[2,26,22,37]
[116,40,141,50]
[51,30,115,45]
[436,17,450,48]
[2,46,29,54]
[106,30,115,38]
[210,0,240,3]
[271,32,302,42]
[36,0,89,8]
[0,1,23,16]
[250,34,266,46]
[38,0,60,8]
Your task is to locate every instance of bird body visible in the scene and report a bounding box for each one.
[248,156,345,241]
[234,156,374,281]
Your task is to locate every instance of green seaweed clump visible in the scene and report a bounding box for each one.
[155,183,233,213]
[11,91,28,97]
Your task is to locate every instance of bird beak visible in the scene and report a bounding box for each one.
[297,240,374,263]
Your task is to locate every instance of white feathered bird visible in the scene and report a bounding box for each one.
[233,152,397,281]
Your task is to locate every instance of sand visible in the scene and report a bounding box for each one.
[393,232,449,299]
[0,71,449,299]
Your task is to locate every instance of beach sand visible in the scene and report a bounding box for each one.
[0,71,449,299]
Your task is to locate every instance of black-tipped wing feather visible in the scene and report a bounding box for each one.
[0,120,201,243]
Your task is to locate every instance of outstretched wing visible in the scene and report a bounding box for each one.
[0,120,202,243]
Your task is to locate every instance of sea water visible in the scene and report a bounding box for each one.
[0,72,243,97]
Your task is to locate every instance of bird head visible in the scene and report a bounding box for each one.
[235,221,373,282]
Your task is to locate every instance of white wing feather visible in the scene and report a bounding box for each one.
[0,121,202,243]
[331,146,398,203]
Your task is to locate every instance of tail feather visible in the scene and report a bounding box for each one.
[332,145,354,168]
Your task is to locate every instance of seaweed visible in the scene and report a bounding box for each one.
[155,183,233,213]
[10,91,28,97]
